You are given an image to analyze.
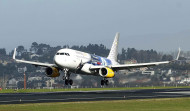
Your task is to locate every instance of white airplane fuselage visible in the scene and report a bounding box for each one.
[54,48,112,75]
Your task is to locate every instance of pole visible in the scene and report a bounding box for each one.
[3,73,4,89]
[24,72,26,89]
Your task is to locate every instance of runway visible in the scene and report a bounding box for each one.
[1,88,190,104]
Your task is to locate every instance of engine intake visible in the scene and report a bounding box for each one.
[45,67,60,77]
[99,67,115,78]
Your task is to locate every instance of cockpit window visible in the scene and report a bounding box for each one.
[66,53,70,56]
[58,52,70,56]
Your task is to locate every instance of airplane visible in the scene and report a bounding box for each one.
[13,33,181,86]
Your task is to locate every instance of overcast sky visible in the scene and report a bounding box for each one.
[0,0,190,53]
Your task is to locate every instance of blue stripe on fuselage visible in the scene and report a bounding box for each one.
[90,54,112,66]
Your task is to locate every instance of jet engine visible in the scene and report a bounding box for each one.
[45,67,60,77]
[99,67,115,78]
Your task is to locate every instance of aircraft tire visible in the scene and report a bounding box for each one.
[101,80,105,86]
[105,80,109,85]
[69,80,73,85]
[65,80,69,85]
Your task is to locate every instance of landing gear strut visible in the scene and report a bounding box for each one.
[101,79,109,86]
[63,69,73,85]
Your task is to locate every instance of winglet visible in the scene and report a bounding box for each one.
[13,48,16,60]
[176,47,181,60]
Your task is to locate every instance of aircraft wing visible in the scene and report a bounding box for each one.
[90,48,180,71]
[111,61,170,70]
[13,48,56,67]
[90,61,170,71]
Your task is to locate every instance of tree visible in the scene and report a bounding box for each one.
[38,43,50,54]
[17,45,26,56]
[119,48,127,60]
[37,48,43,55]
[0,48,6,55]
[30,42,38,53]
[126,48,137,60]
[162,55,173,61]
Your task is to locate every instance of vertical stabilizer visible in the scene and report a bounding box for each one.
[13,48,17,60]
[107,32,119,64]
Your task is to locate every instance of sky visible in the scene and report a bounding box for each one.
[0,0,190,53]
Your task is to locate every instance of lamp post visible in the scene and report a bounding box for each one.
[23,67,27,89]
[2,72,6,89]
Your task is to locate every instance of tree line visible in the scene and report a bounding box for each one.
[10,42,174,63]
[0,42,189,88]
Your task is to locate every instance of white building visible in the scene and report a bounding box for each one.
[142,71,155,76]
[28,77,42,81]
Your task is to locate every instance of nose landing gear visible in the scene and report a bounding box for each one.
[63,69,73,85]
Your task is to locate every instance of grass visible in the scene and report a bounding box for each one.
[0,98,190,111]
[1,86,190,93]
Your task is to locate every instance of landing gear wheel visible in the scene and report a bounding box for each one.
[105,80,109,85]
[101,80,105,86]
[69,80,73,85]
[101,79,109,86]
[65,80,69,85]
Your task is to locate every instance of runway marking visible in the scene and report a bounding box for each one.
[128,96,156,98]
[54,90,121,93]
[0,99,39,103]
[155,95,184,97]
[158,91,190,95]
[0,96,125,103]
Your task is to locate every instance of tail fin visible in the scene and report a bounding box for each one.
[176,47,181,60]
[13,48,17,60]
[107,32,119,63]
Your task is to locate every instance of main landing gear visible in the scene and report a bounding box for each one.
[65,79,73,85]
[63,69,73,85]
[101,78,109,86]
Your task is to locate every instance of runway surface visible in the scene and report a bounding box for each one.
[1,88,190,104]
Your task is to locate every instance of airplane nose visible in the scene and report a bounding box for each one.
[54,55,62,66]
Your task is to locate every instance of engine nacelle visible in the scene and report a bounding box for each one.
[99,67,115,78]
[45,67,60,77]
